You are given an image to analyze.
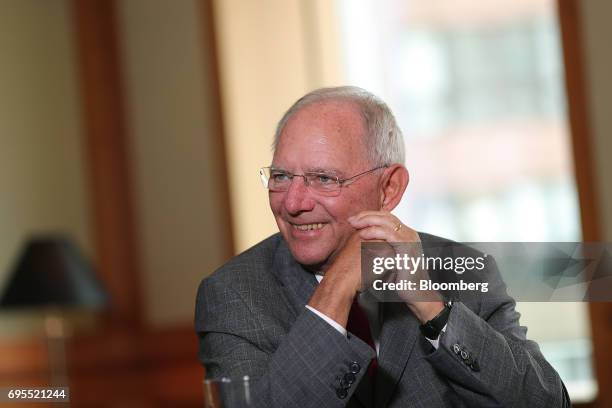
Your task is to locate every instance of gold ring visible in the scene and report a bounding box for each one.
[394,223,402,232]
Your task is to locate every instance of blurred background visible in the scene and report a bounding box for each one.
[0,0,610,406]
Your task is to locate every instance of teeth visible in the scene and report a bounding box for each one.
[294,223,324,231]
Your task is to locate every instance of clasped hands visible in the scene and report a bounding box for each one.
[309,211,443,326]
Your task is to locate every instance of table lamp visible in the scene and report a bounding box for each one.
[0,235,108,387]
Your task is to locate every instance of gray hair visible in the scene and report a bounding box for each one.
[272,86,405,166]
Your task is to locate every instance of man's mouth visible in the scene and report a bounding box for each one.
[291,223,326,231]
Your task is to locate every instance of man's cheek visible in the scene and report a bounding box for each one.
[269,202,284,218]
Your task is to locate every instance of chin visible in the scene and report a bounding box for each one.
[286,241,331,267]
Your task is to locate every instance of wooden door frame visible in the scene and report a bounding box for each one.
[73,0,142,329]
[558,1,612,407]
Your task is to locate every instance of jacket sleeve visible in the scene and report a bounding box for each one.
[195,275,376,408]
[424,258,571,407]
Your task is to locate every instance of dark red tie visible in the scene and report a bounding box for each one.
[347,298,378,379]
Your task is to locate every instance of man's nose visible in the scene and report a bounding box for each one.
[284,176,315,215]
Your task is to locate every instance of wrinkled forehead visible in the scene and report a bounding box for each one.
[273,100,370,172]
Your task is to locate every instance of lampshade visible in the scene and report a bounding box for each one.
[0,236,108,309]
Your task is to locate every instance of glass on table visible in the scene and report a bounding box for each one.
[203,376,252,408]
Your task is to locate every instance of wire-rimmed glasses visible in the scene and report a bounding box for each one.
[259,165,387,196]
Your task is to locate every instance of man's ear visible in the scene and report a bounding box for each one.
[379,165,409,211]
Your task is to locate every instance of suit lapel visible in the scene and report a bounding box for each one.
[375,301,420,408]
[374,233,448,407]
[271,237,318,316]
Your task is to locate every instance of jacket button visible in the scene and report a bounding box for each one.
[460,350,469,361]
[452,344,461,355]
[336,388,348,399]
[470,360,480,372]
[343,372,356,386]
[349,362,361,374]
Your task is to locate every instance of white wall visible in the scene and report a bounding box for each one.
[212,0,342,252]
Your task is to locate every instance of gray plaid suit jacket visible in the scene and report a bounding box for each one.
[195,233,570,407]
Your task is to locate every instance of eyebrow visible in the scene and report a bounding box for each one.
[304,167,344,176]
[270,165,344,174]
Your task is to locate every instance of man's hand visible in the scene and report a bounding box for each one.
[349,211,444,323]
[307,232,363,328]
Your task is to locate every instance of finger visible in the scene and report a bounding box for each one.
[350,213,400,230]
[348,210,389,224]
[358,225,396,241]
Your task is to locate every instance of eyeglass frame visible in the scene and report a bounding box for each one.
[259,165,389,194]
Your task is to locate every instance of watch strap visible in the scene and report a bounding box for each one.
[419,301,452,340]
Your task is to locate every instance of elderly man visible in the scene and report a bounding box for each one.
[195,86,569,407]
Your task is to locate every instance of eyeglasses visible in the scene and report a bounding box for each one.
[259,165,388,196]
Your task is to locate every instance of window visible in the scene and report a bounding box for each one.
[337,0,595,401]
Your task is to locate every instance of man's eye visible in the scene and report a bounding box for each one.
[271,172,290,182]
[315,175,334,184]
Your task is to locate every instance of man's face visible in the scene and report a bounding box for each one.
[270,100,381,270]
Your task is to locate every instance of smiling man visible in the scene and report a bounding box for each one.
[195,86,569,407]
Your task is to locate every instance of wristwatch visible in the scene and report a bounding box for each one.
[419,300,453,340]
